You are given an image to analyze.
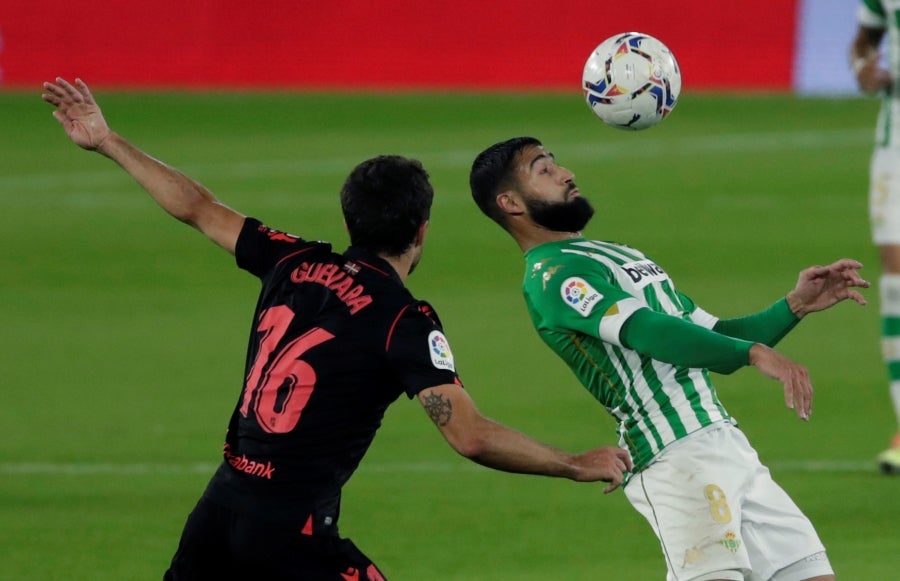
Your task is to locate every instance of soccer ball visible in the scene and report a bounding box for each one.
[582,32,681,131]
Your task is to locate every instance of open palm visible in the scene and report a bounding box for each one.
[42,77,111,150]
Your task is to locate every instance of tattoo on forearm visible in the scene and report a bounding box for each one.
[422,391,453,426]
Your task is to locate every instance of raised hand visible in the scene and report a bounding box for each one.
[785,259,869,318]
[41,77,112,151]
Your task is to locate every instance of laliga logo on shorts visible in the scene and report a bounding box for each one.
[561,277,603,317]
[428,330,455,371]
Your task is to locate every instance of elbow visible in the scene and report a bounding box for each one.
[178,199,209,228]
[709,364,740,375]
[450,430,491,461]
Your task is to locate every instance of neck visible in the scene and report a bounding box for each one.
[378,252,415,283]
[511,225,582,254]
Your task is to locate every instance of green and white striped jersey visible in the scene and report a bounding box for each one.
[859,0,900,147]
[523,238,732,471]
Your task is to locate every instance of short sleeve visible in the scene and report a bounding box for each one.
[526,252,643,348]
[385,302,462,398]
[859,0,886,28]
[235,218,309,278]
[676,291,719,329]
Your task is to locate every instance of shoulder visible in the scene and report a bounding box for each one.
[525,240,633,293]
[386,299,445,335]
[858,0,888,25]
[236,218,333,278]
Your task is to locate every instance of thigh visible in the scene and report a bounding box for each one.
[624,425,753,581]
[164,496,235,580]
[165,497,389,581]
[869,148,900,245]
[230,517,388,580]
[737,441,828,580]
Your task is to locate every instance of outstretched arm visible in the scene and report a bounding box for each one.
[711,259,868,346]
[620,310,816,420]
[418,384,632,493]
[42,77,245,254]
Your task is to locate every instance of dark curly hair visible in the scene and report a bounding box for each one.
[469,136,542,229]
[340,155,433,256]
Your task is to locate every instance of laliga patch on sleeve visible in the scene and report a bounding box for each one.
[560,277,603,317]
[428,330,456,371]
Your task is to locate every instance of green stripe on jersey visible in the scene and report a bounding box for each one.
[863,0,885,17]
[522,238,731,470]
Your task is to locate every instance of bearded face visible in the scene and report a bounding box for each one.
[524,193,595,233]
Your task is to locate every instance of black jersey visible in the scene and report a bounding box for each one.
[203,218,461,530]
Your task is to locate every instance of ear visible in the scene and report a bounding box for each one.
[496,191,525,217]
[414,220,429,247]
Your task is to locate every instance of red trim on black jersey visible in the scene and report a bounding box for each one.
[301,514,314,535]
[274,246,316,268]
[355,259,391,278]
[385,305,411,352]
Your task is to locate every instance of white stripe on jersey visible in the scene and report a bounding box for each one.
[689,305,719,329]
[565,240,726,458]
[859,0,900,146]
[604,343,667,457]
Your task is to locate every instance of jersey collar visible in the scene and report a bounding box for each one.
[343,247,404,285]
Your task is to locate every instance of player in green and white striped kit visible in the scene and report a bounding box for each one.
[851,0,900,474]
[470,137,869,581]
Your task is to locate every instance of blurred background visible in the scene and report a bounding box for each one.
[2,1,896,579]
[0,0,861,94]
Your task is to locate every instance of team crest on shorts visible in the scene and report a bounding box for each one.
[428,330,455,371]
[560,277,603,317]
[720,531,741,554]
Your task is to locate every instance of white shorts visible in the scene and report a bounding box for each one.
[623,422,833,581]
[869,147,900,245]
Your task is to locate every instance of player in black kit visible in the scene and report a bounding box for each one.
[43,77,632,580]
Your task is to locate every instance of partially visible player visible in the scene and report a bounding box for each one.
[850,0,900,474]
[42,78,631,580]
[470,136,869,581]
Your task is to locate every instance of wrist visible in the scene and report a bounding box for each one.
[784,292,806,319]
[94,130,115,154]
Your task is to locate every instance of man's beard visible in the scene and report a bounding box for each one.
[525,194,595,233]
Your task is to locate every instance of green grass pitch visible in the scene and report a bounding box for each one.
[1,88,897,579]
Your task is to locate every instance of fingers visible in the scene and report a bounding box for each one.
[603,465,624,493]
[783,370,812,421]
[577,447,631,490]
[841,270,870,289]
[41,77,91,106]
[55,77,85,102]
[846,289,868,306]
[75,78,96,104]
[42,81,67,105]
[829,259,870,287]
[801,265,828,280]
[51,109,70,129]
[602,451,633,493]
[41,91,60,107]
[619,448,634,473]
[829,258,863,271]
